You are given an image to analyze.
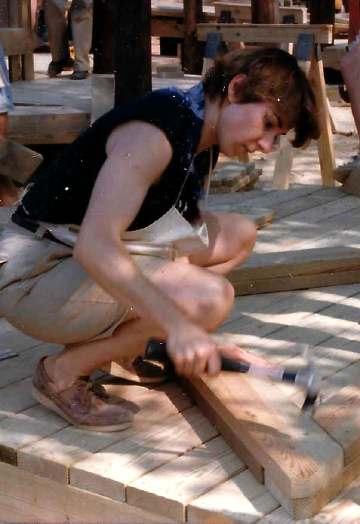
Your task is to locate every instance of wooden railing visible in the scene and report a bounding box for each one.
[0,0,34,81]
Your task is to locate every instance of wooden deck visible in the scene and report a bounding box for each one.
[7,72,202,145]
[3,182,360,522]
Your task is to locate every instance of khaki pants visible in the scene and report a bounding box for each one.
[44,0,93,71]
[0,206,208,345]
[0,223,161,345]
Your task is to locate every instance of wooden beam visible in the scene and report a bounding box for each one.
[196,24,333,44]
[310,46,336,187]
[213,3,307,25]
[92,0,116,75]
[0,28,32,56]
[0,136,43,184]
[183,0,203,75]
[309,0,335,26]
[252,0,280,24]
[0,462,176,524]
[228,246,360,296]
[182,368,343,519]
[115,0,152,105]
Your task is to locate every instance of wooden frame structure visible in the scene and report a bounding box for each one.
[213,2,307,24]
[0,0,34,81]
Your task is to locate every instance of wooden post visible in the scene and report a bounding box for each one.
[114,0,152,105]
[183,0,203,74]
[309,0,335,26]
[251,0,280,24]
[92,0,117,75]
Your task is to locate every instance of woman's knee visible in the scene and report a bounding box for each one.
[190,273,235,329]
[227,214,257,261]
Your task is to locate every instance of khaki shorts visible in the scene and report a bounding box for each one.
[0,222,165,345]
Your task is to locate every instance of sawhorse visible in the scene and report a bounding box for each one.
[197,23,336,188]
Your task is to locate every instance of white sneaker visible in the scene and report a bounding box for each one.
[334,152,360,183]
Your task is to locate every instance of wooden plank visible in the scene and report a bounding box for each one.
[0,136,43,184]
[272,136,294,190]
[209,186,330,213]
[188,469,279,524]
[181,376,264,483]
[213,2,307,24]
[0,404,68,465]
[17,383,193,483]
[252,197,360,255]
[8,111,91,145]
[184,373,342,502]
[229,246,360,284]
[70,405,218,502]
[0,326,40,354]
[127,436,246,522]
[210,168,262,194]
[270,187,345,221]
[0,377,35,423]
[222,290,293,327]
[314,386,360,466]
[0,342,60,389]
[263,479,360,521]
[309,47,336,187]
[231,268,360,296]
[0,28,31,56]
[218,283,360,350]
[0,462,177,523]
[216,283,360,371]
[259,498,360,523]
[196,23,333,44]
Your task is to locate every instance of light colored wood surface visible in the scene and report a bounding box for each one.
[0,461,177,523]
[188,469,279,524]
[70,406,218,502]
[185,371,343,500]
[2,184,360,521]
[0,0,34,80]
[127,436,246,521]
[196,23,333,44]
[18,383,193,483]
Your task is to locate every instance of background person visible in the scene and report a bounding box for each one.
[45,0,93,80]
[0,42,22,207]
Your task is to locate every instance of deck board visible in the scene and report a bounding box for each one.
[70,406,218,502]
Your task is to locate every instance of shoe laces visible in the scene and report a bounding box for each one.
[77,380,109,408]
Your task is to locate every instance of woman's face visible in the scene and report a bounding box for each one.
[216,100,288,158]
[214,74,289,158]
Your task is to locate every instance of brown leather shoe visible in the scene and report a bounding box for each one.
[101,356,168,383]
[32,357,134,432]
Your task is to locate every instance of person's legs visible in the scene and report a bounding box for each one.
[69,0,93,74]
[341,44,360,139]
[189,211,257,275]
[45,211,257,386]
[44,0,69,63]
[44,260,235,389]
[336,42,360,177]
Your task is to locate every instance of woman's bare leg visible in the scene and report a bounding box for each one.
[45,261,235,388]
[45,211,258,388]
[189,211,257,274]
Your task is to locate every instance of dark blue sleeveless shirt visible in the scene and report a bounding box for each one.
[19,83,219,230]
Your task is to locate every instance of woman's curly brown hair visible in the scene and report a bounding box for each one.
[203,47,320,148]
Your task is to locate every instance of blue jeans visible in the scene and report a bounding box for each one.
[0,43,14,114]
